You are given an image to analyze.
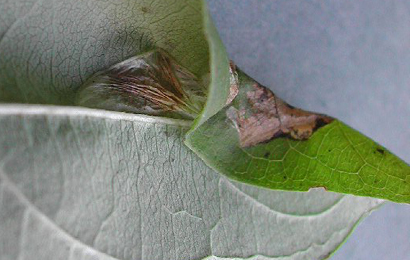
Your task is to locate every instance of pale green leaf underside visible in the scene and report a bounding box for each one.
[0,105,382,260]
[192,2,230,127]
[186,107,410,203]
[0,0,228,122]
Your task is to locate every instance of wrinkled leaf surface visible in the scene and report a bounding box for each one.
[0,105,382,260]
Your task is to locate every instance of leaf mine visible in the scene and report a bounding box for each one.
[226,66,333,147]
[225,62,239,105]
[76,49,206,119]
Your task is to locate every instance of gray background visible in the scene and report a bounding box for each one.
[207,0,410,259]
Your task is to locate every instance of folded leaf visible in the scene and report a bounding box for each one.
[186,67,410,203]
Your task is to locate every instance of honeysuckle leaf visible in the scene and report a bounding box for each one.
[0,0,403,258]
[0,105,382,260]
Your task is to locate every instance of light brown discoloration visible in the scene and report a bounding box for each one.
[308,186,329,192]
[226,61,239,105]
[227,83,333,147]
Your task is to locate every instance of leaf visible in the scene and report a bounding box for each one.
[186,67,410,204]
[0,0,391,258]
[0,105,383,260]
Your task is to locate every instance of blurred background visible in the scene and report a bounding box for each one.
[207,0,410,259]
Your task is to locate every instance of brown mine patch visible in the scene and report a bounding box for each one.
[226,61,239,105]
[227,83,333,147]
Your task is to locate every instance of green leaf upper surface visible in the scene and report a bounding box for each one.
[0,104,382,260]
[186,96,410,204]
[0,0,229,118]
